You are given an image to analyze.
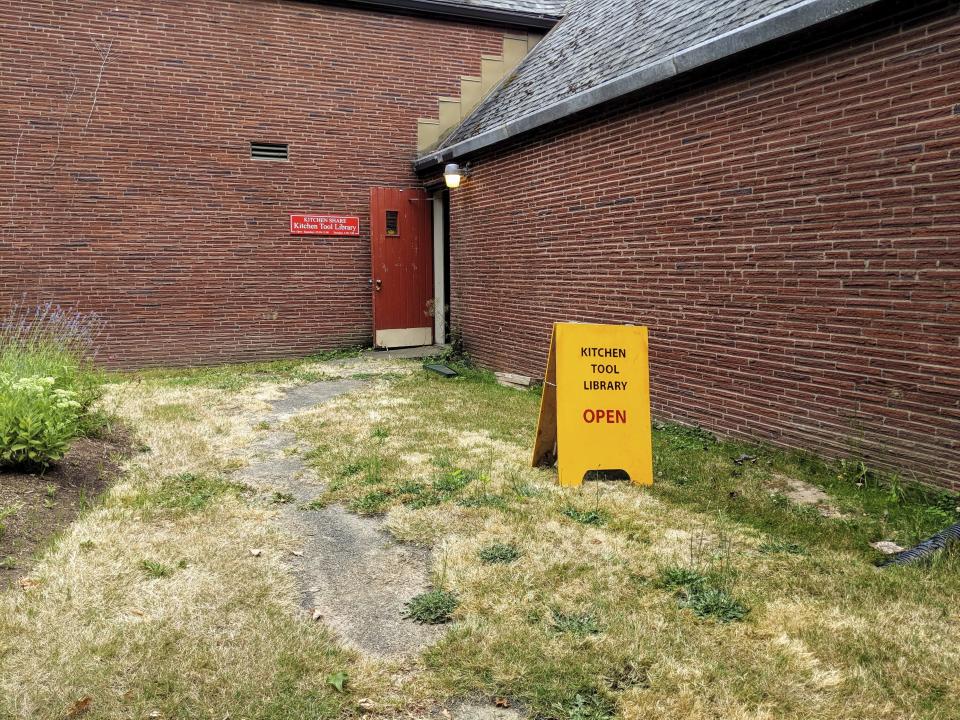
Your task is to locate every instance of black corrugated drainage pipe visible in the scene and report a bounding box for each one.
[882,521,960,566]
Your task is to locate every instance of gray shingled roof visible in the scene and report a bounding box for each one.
[425,0,880,161]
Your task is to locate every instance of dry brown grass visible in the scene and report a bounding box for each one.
[2,359,958,720]
[0,380,388,719]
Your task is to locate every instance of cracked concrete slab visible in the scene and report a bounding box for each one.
[234,377,442,658]
[301,505,441,657]
[268,379,362,418]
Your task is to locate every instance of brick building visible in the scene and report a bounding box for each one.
[2,0,958,486]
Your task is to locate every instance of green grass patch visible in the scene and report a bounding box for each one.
[290,358,960,719]
[125,347,364,391]
[349,490,391,515]
[758,538,807,555]
[120,472,243,515]
[403,589,458,624]
[550,609,602,636]
[679,584,750,623]
[140,559,174,579]
[145,402,198,423]
[478,542,521,564]
[561,507,609,526]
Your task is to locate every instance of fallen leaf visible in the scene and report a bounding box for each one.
[312,608,323,621]
[357,698,376,713]
[147,712,162,719]
[249,549,262,557]
[65,696,92,718]
[19,577,40,590]
[291,550,304,557]
[130,609,145,617]
[495,697,511,708]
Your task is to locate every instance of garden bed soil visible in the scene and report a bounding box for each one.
[0,430,130,589]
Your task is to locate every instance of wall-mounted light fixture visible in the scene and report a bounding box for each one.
[443,162,470,189]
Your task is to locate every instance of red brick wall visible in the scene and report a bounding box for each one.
[446,1,960,488]
[0,0,506,366]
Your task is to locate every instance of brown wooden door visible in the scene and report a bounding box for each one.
[370,187,433,348]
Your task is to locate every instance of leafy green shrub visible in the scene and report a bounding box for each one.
[0,374,84,468]
[0,302,104,469]
[403,589,458,624]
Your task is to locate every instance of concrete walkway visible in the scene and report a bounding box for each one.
[236,379,442,658]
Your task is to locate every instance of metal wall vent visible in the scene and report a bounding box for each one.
[250,142,288,161]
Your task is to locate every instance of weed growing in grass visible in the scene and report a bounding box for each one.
[562,507,609,526]
[680,585,750,622]
[656,565,708,590]
[271,492,295,504]
[550,609,602,636]
[403,589,458,624]
[552,692,615,720]
[433,467,474,494]
[338,453,387,485]
[326,671,348,693]
[656,563,750,622]
[395,480,425,496]
[758,538,807,555]
[140,559,174,579]
[406,492,442,509]
[478,542,521,564]
[0,505,16,540]
[303,497,328,510]
[254,421,270,431]
[146,402,198,423]
[369,425,390,441]
[654,420,717,450]
[0,556,15,570]
[458,492,507,510]
[350,490,391,515]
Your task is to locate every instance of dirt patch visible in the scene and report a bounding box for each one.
[0,431,130,588]
[772,474,843,518]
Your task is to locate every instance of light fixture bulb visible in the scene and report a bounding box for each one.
[443,163,462,189]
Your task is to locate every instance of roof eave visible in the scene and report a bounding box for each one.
[336,0,560,29]
[415,0,883,171]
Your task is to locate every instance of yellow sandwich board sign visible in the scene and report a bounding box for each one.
[532,323,653,487]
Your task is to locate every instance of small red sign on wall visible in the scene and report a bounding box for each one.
[290,214,360,236]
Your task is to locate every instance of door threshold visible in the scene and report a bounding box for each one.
[364,344,449,360]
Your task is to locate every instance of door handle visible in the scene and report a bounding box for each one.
[374,279,382,292]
